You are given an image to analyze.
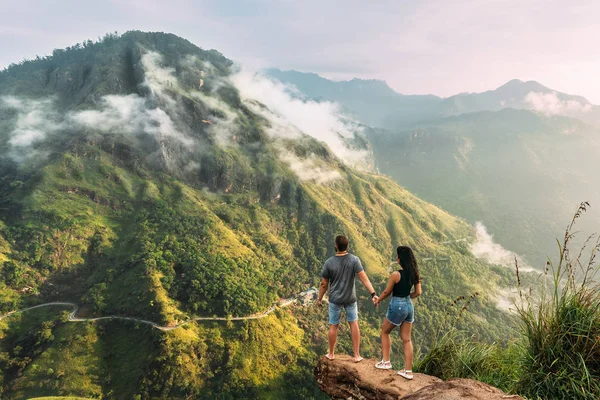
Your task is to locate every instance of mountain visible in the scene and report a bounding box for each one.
[400,79,600,127]
[268,70,600,266]
[265,68,442,127]
[267,70,600,128]
[368,109,600,266]
[265,68,400,99]
[0,32,517,399]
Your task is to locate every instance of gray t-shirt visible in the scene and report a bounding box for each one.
[321,254,364,305]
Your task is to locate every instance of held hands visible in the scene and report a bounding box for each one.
[372,295,380,306]
[317,297,378,307]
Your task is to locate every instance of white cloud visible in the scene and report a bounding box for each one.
[1,96,63,161]
[470,222,534,271]
[140,51,179,105]
[71,94,193,146]
[189,89,239,146]
[280,152,341,184]
[494,287,532,312]
[524,91,592,115]
[71,51,194,149]
[229,69,370,168]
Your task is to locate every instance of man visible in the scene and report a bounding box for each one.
[317,235,378,362]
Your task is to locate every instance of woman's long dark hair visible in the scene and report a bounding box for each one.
[397,246,420,286]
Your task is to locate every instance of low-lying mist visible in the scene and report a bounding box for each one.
[470,222,535,272]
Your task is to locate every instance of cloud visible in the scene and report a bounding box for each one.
[524,91,592,115]
[1,96,63,161]
[71,94,193,146]
[494,287,532,312]
[470,222,534,271]
[71,51,195,152]
[189,89,240,146]
[140,52,179,105]
[280,152,341,184]
[229,69,370,168]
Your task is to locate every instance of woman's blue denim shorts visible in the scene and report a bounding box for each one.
[386,296,414,326]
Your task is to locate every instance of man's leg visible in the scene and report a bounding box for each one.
[346,302,363,362]
[327,302,342,359]
[327,324,339,359]
[348,320,362,361]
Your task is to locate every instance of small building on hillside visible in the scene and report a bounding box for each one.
[298,287,318,306]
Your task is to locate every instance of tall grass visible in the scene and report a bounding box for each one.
[415,329,522,391]
[415,292,522,392]
[515,202,600,399]
[416,202,600,399]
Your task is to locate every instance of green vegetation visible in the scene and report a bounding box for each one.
[417,204,600,399]
[0,31,528,399]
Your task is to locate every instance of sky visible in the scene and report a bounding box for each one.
[2,0,600,102]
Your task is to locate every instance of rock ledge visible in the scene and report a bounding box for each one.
[314,355,523,400]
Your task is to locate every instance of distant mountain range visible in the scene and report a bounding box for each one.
[266,69,600,128]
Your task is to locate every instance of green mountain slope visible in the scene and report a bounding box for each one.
[0,31,516,399]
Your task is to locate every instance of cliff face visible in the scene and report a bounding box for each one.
[314,355,523,400]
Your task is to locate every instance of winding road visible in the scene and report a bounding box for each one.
[0,298,298,332]
[0,238,468,331]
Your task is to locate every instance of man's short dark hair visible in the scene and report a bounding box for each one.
[335,235,349,252]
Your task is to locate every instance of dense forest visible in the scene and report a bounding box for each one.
[0,31,528,399]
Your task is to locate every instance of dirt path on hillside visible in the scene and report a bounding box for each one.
[0,298,298,331]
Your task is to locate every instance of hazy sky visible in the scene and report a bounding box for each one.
[2,0,600,102]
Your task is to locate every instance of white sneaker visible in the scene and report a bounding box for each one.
[397,369,413,380]
[375,360,392,369]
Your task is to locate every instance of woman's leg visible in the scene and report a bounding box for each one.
[380,318,396,361]
[399,322,413,370]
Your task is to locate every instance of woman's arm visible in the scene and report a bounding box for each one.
[410,282,422,299]
[376,271,400,305]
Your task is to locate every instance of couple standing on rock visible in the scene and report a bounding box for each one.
[317,235,422,380]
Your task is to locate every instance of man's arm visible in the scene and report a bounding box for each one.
[317,278,329,306]
[357,271,378,304]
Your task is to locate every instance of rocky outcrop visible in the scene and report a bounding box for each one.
[314,355,523,400]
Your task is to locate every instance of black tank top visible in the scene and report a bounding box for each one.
[392,269,413,297]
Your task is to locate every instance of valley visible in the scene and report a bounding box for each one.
[0,31,521,399]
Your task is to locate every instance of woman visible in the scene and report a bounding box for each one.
[374,246,422,379]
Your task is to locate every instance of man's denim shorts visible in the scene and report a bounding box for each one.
[328,301,358,325]
[386,296,414,326]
